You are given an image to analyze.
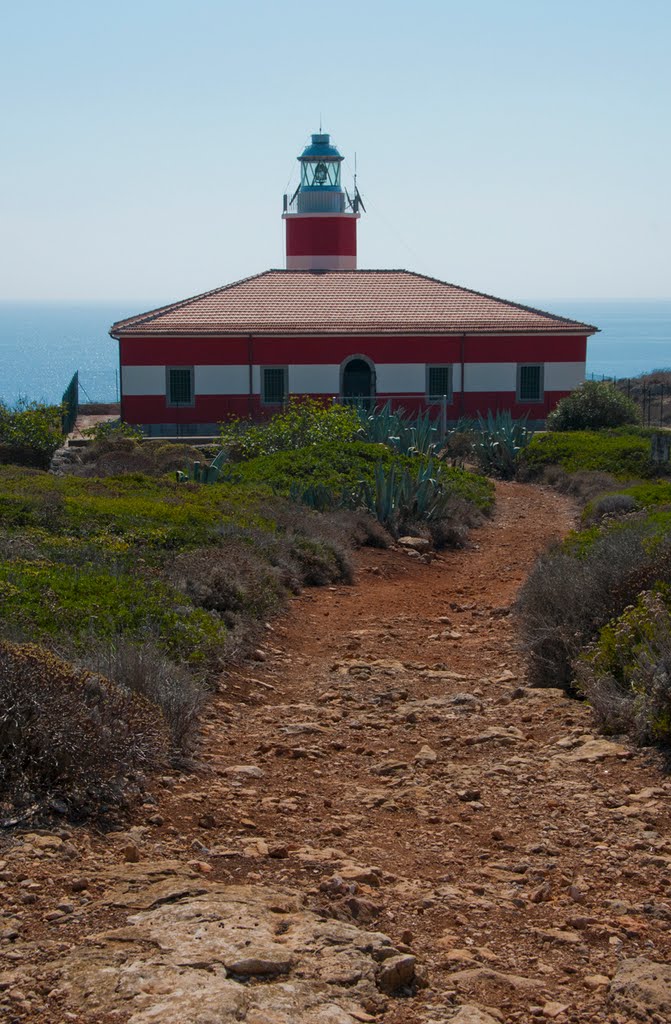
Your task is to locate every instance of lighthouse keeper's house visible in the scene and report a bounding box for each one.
[111,133,597,435]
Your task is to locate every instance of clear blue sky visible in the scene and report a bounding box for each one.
[1,0,669,305]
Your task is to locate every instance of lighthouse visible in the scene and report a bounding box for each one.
[112,127,596,433]
[283,132,361,271]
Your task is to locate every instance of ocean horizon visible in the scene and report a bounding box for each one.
[0,297,669,406]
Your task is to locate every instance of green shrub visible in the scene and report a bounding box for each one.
[234,441,494,513]
[219,397,359,460]
[577,589,671,744]
[232,440,412,492]
[520,430,663,479]
[583,481,671,524]
[83,420,144,442]
[0,641,168,816]
[611,481,671,508]
[0,559,228,667]
[547,381,641,431]
[516,513,671,691]
[0,400,64,468]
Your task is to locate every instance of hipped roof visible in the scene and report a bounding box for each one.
[111,270,598,338]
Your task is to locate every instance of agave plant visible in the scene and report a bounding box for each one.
[288,482,339,512]
[176,448,230,484]
[352,459,453,532]
[356,401,440,457]
[472,411,533,479]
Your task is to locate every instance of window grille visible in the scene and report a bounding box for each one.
[262,367,288,405]
[167,367,193,405]
[427,365,452,401]
[517,364,543,403]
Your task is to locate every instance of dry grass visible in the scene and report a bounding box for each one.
[516,522,671,692]
[0,641,168,818]
[79,640,205,750]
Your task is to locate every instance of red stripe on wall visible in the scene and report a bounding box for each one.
[120,335,588,366]
[285,216,357,257]
[123,390,573,425]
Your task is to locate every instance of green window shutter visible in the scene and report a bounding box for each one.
[168,368,193,404]
[262,367,287,404]
[518,365,543,402]
[428,365,452,400]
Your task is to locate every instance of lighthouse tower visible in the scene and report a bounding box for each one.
[283,133,361,271]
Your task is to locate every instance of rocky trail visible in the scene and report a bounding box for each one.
[2,482,671,1024]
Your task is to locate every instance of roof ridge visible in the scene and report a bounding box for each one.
[109,269,277,334]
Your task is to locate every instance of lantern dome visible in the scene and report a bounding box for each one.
[298,133,344,163]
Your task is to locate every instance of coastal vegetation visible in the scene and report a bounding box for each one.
[517,381,671,748]
[546,378,641,431]
[0,399,64,468]
[0,399,493,819]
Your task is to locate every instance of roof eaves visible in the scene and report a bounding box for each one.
[109,269,281,337]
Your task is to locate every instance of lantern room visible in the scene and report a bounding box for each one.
[283,131,360,270]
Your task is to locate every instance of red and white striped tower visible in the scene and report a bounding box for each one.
[283,132,362,270]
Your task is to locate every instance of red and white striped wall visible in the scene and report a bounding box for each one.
[284,214,358,271]
[119,333,587,429]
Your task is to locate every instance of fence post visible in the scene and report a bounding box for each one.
[440,395,447,439]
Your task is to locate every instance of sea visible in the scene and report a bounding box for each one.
[0,299,669,406]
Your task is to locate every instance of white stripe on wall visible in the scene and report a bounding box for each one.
[194,365,249,395]
[123,361,585,398]
[544,361,586,391]
[121,365,166,396]
[463,363,517,393]
[289,365,340,394]
[375,363,426,394]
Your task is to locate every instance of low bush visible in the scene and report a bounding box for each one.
[0,641,167,817]
[547,380,641,431]
[581,479,671,523]
[534,466,621,505]
[520,430,664,479]
[516,514,671,691]
[219,397,359,460]
[75,437,205,478]
[608,480,671,509]
[577,590,671,744]
[169,544,284,624]
[83,420,144,442]
[231,440,413,493]
[80,640,204,750]
[0,400,64,468]
[588,493,639,522]
[0,558,228,668]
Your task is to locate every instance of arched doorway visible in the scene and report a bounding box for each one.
[342,357,375,403]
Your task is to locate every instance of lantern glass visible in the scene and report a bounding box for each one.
[300,159,341,189]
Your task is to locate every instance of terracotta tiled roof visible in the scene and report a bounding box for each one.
[110,270,598,337]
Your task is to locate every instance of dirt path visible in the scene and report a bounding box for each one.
[2,482,671,1024]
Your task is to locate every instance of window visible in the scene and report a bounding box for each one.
[167,366,194,406]
[517,364,544,403]
[427,365,453,402]
[261,366,288,405]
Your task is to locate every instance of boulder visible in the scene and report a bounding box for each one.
[609,957,671,1022]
